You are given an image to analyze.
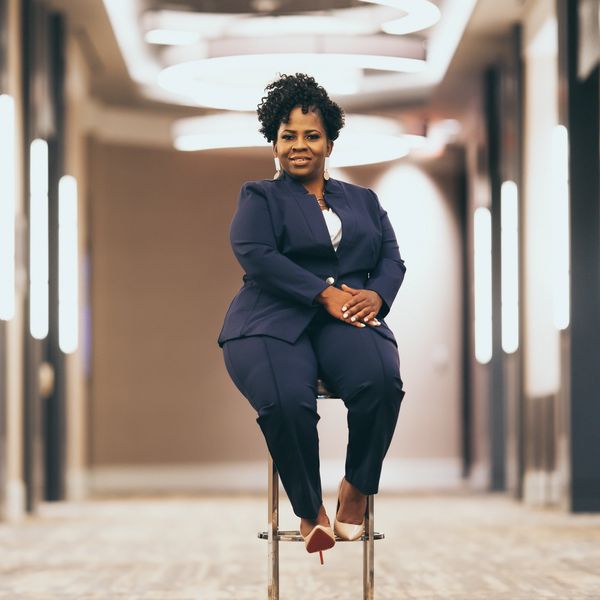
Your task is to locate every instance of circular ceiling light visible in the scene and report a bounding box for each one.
[172,112,413,167]
[224,15,375,37]
[145,1,440,43]
[158,53,426,111]
[360,0,441,34]
[145,29,201,46]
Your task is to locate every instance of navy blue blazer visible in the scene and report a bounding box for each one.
[217,169,406,348]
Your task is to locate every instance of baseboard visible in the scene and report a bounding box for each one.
[0,478,26,522]
[467,461,490,491]
[65,467,90,501]
[523,469,562,506]
[88,458,465,495]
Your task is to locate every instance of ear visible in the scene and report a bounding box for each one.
[327,140,333,156]
[272,142,278,158]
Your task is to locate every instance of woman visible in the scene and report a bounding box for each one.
[217,73,407,564]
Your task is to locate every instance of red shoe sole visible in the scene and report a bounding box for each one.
[305,526,336,554]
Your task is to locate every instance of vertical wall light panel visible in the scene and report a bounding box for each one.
[551,124,570,330]
[29,138,49,340]
[501,180,519,353]
[474,206,493,364]
[58,175,78,353]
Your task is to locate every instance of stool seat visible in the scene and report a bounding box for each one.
[316,377,333,398]
[258,377,383,600]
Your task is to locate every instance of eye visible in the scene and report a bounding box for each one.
[307,134,320,140]
[281,134,294,140]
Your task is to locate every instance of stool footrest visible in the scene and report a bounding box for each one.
[258,529,385,542]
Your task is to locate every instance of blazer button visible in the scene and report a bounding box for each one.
[326,276,335,285]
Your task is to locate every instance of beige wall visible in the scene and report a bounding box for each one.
[88,140,464,489]
[89,144,270,465]
[344,162,464,462]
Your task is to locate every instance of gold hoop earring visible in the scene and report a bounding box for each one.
[273,157,281,179]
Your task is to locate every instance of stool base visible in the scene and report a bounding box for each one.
[260,382,384,600]
[262,454,383,600]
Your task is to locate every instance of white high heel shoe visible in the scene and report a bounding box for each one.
[333,478,365,541]
[301,523,336,565]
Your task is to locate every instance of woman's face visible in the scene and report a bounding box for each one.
[273,105,333,183]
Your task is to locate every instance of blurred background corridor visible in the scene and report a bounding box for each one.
[1,0,599,598]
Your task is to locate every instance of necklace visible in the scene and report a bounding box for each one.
[316,196,328,210]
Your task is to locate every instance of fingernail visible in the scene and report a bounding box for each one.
[364,317,369,322]
[359,323,366,327]
[342,306,347,311]
[351,316,356,322]
[343,312,348,318]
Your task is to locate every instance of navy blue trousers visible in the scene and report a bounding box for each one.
[222,308,405,519]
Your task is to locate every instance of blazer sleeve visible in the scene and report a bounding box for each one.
[230,181,330,306]
[365,189,406,319]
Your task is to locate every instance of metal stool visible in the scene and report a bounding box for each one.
[258,378,385,600]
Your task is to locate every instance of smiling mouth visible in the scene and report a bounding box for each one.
[289,157,310,164]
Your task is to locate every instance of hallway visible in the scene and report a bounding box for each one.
[2,1,600,598]
[1,491,599,599]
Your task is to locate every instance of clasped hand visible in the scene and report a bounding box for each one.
[318,284,383,329]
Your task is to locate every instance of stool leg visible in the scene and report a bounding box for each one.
[363,494,375,600]
[268,455,279,600]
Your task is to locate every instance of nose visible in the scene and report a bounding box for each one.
[291,138,308,152]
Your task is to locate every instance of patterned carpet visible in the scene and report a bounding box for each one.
[1,491,599,599]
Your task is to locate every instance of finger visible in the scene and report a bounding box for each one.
[341,295,367,312]
[362,311,379,323]
[345,301,371,321]
[366,318,381,327]
[357,309,378,322]
[339,315,366,328]
[342,299,369,319]
[340,291,354,312]
[336,313,366,328]
[349,306,373,323]
[341,283,360,295]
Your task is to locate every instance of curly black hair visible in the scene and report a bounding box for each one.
[257,73,345,143]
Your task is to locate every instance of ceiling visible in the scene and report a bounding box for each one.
[44,0,528,143]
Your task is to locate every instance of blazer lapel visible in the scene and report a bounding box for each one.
[322,176,355,255]
[280,170,355,256]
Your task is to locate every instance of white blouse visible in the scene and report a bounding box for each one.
[321,207,342,251]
